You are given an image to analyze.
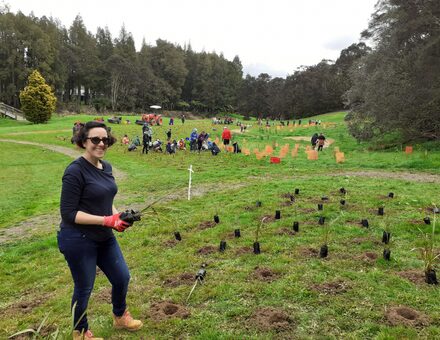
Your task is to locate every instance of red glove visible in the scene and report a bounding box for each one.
[103,213,130,232]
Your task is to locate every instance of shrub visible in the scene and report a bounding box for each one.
[19,70,56,123]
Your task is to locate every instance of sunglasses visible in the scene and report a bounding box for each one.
[87,137,110,145]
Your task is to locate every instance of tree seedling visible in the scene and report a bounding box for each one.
[289,194,295,202]
[294,188,300,195]
[318,203,323,211]
[378,207,384,216]
[388,192,394,198]
[424,217,431,225]
[275,210,281,219]
[214,213,220,224]
[412,205,440,285]
[293,221,299,232]
[254,217,266,254]
[219,240,227,252]
[319,212,343,259]
[340,199,346,206]
[318,216,325,225]
[361,219,369,228]
[186,264,207,304]
[174,231,182,241]
[339,187,346,194]
[234,229,241,238]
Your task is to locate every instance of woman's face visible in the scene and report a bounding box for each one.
[83,127,109,159]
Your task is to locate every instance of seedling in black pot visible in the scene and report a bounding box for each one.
[174,231,182,241]
[275,210,281,219]
[383,248,391,261]
[253,242,261,254]
[219,240,227,252]
[253,217,266,254]
[294,188,300,195]
[411,205,440,285]
[339,187,346,194]
[318,216,325,225]
[388,192,394,198]
[214,214,220,224]
[256,200,262,207]
[320,244,328,258]
[424,217,431,225]
[318,204,323,211]
[382,231,391,244]
[289,195,295,202]
[234,229,241,238]
[378,207,384,215]
[293,221,299,232]
[361,219,369,228]
[340,199,346,206]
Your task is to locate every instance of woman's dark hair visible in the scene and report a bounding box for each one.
[74,121,117,149]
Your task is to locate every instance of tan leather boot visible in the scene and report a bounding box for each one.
[113,309,143,331]
[72,329,103,340]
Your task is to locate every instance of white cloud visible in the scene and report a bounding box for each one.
[9,0,377,78]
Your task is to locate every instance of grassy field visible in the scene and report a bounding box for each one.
[0,112,439,339]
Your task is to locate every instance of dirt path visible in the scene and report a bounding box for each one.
[0,139,126,181]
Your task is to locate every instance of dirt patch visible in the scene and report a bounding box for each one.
[385,306,430,327]
[244,205,257,211]
[395,270,427,285]
[1,292,52,316]
[163,272,195,287]
[149,301,190,321]
[249,307,294,332]
[253,267,280,282]
[296,208,316,214]
[198,220,217,230]
[360,252,378,263]
[235,246,253,255]
[94,287,112,303]
[347,237,381,246]
[260,215,276,223]
[312,280,350,295]
[163,239,179,248]
[197,245,217,255]
[280,201,295,207]
[298,247,319,258]
[276,227,296,236]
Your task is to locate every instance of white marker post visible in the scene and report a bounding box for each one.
[188,164,194,200]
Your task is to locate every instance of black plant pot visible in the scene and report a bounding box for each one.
[361,219,369,228]
[253,242,261,254]
[275,210,281,219]
[318,204,323,211]
[340,199,346,206]
[214,215,220,224]
[294,188,300,195]
[289,195,295,202]
[378,207,384,216]
[321,196,329,201]
[388,192,394,198]
[256,200,262,207]
[293,221,299,232]
[234,229,241,238]
[383,248,391,261]
[425,269,439,285]
[340,187,346,194]
[382,231,391,244]
[423,217,431,225]
[318,216,325,225]
[174,231,182,241]
[319,244,328,258]
[219,240,227,252]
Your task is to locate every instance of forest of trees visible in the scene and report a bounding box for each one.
[1,1,439,141]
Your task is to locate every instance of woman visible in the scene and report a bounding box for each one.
[58,121,142,339]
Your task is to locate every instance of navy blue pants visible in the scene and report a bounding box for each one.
[57,228,130,332]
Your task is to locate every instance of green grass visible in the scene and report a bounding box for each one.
[0,112,440,339]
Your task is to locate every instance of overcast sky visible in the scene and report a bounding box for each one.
[8,0,378,78]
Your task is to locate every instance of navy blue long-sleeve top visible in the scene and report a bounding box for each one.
[60,157,117,241]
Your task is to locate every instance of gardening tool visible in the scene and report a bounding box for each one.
[186,264,207,304]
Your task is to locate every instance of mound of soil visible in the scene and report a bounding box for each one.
[299,247,319,258]
[149,301,190,321]
[395,270,426,285]
[2,292,52,315]
[163,273,195,287]
[276,227,296,236]
[234,246,253,255]
[385,306,430,327]
[361,252,378,262]
[260,215,276,223]
[253,267,280,282]
[198,220,217,230]
[197,245,217,255]
[250,307,294,332]
[280,201,295,207]
[94,287,111,303]
[312,280,350,295]
[163,239,178,248]
[280,193,294,199]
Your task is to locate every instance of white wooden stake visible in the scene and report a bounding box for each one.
[188,164,194,200]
